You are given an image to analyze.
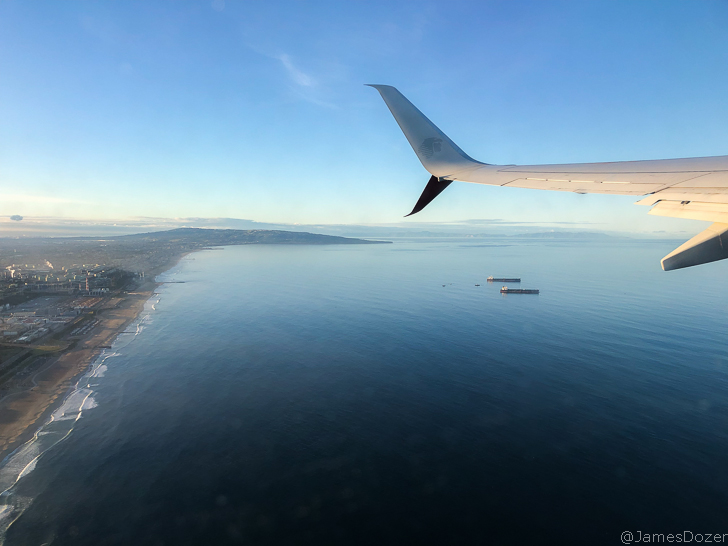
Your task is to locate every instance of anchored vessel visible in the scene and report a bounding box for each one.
[500,286,539,294]
[487,276,521,283]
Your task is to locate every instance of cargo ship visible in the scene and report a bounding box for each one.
[487,276,521,283]
[500,286,539,294]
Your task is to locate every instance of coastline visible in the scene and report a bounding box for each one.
[0,281,159,463]
[0,236,374,465]
[0,251,192,464]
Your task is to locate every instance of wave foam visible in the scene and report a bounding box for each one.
[0,288,164,543]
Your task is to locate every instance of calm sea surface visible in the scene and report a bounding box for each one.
[3,239,728,545]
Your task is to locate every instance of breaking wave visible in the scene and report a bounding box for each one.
[0,293,161,543]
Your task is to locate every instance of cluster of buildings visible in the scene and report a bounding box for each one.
[2,310,71,343]
[0,296,105,343]
[1,263,115,300]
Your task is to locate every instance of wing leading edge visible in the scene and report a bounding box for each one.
[368,84,728,270]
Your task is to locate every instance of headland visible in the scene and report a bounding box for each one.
[0,228,389,461]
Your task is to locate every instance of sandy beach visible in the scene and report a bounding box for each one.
[0,281,158,462]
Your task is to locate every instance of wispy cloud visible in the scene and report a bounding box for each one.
[274,53,339,108]
[276,54,315,88]
[244,45,338,108]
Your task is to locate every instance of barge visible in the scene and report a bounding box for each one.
[500,286,539,294]
[487,276,521,283]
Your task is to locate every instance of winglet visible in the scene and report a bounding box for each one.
[406,176,454,216]
[367,85,485,179]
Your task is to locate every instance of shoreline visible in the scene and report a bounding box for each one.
[0,251,192,464]
[0,282,159,463]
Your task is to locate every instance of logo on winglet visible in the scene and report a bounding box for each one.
[418,137,442,159]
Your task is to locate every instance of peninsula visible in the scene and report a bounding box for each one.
[0,228,390,460]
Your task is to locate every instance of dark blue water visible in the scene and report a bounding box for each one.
[3,240,728,545]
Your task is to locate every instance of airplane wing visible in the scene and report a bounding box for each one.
[368,84,728,271]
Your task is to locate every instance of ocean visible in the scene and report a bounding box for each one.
[2,238,728,545]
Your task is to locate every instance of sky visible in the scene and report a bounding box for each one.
[2,0,728,235]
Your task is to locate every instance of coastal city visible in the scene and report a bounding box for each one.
[0,261,153,458]
[0,258,146,424]
[0,227,383,459]
[0,263,133,338]
[0,226,378,345]
[0,258,139,373]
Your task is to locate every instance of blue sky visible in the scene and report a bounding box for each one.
[1,0,728,234]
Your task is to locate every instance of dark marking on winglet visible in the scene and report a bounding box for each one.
[406,176,453,217]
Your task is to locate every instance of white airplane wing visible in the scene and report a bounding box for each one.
[368,84,728,271]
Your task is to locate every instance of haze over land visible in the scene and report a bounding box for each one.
[0,215,703,240]
[0,227,387,291]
